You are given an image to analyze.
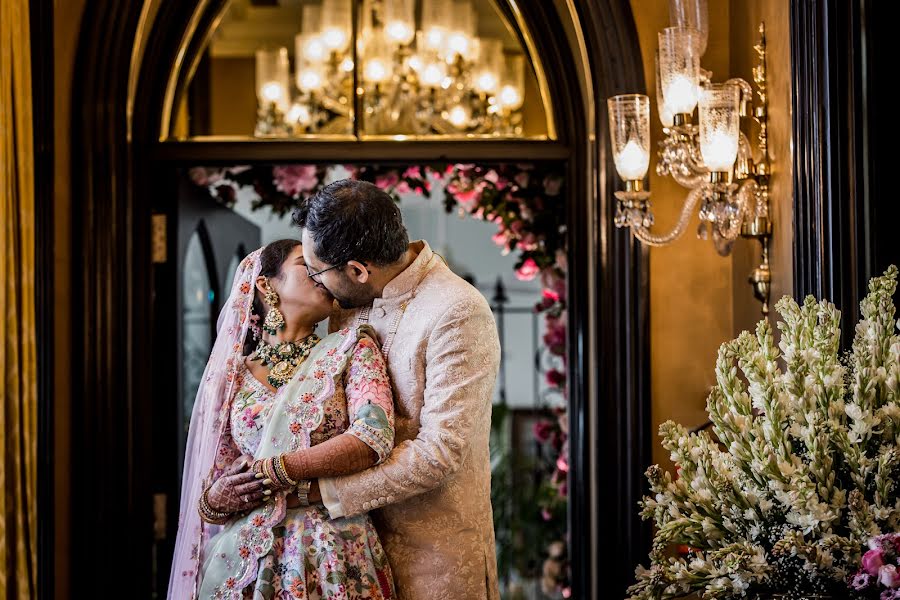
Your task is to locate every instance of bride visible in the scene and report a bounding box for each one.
[168,239,396,599]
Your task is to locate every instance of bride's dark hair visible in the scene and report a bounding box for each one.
[243,238,302,356]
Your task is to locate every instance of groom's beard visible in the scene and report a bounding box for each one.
[335,294,372,309]
[323,281,375,310]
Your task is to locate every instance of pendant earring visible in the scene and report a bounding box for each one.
[262,278,286,335]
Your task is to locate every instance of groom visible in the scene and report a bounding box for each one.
[293,179,501,600]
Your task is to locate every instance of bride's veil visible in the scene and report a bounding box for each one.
[167,247,263,599]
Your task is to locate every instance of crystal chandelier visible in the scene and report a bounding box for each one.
[253,0,527,137]
[608,2,773,314]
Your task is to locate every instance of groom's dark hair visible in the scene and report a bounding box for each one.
[292,179,409,267]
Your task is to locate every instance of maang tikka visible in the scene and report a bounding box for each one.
[261,277,286,335]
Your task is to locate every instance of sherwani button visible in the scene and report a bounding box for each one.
[363,502,371,510]
[378,496,386,503]
[387,495,395,502]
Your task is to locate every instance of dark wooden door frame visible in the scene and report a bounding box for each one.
[790,0,900,341]
[66,1,650,598]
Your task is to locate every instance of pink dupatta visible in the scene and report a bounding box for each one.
[167,248,263,600]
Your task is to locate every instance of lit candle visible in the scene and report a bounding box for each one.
[498,85,522,110]
[261,81,285,104]
[700,131,738,172]
[664,75,698,115]
[287,103,312,126]
[364,59,389,84]
[446,105,469,128]
[386,21,415,44]
[475,72,498,94]
[420,62,446,87]
[297,68,323,92]
[615,139,651,181]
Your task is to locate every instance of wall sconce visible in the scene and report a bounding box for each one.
[609,15,772,315]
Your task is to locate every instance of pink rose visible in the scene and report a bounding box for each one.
[273,165,319,198]
[546,369,566,388]
[396,180,411,194]
[881,564,900,589]
[188,167,224,186]
[864,548,886,576]
[533,420,555,443]
[453,188,479,204]
[542,288,560,303]
[375,172,399,190]
[402,166,421,180]
[515,258,540,281]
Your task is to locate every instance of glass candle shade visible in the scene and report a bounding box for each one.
[255,47,291,113]
[384,0,416,45]
[498,54,525,111]
[668,0,709,57]
[320,0,351,52]
[474,38,503,94]
[421,0,453,53]
[446,0,476,61]
[363,32,393,85]
[698,83,740,173]
[658,27,700,116]
[608,94,651,181]
[655,49,674,128]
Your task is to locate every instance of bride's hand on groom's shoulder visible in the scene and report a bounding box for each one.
[207,455,271,514]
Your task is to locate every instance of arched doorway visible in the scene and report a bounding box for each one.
[66,1,649,597]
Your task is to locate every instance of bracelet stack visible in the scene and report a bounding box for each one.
[256,454,299,490]
[198,488,230,524]
[273,454,298,487]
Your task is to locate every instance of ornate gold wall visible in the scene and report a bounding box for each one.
[630,0,793,469]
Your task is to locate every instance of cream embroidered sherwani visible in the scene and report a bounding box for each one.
[320,240,501,600]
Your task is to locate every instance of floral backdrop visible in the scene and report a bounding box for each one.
[189,161,571,597]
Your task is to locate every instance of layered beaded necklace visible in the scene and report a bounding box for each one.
[251,333,321,389]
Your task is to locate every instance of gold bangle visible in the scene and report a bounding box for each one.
[198,489,230,524]
[275,454,298,487]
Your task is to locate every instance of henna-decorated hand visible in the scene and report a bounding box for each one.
[207,456,271,513]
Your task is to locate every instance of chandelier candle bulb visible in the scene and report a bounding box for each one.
[607,94,651,182]
[658,27,700,116]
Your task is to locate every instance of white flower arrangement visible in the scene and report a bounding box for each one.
[628,266,900,600]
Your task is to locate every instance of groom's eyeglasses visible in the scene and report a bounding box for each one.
[306,261,371,283]
[305,263,344,283]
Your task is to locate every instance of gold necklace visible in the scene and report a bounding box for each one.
[251,334,320,388]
